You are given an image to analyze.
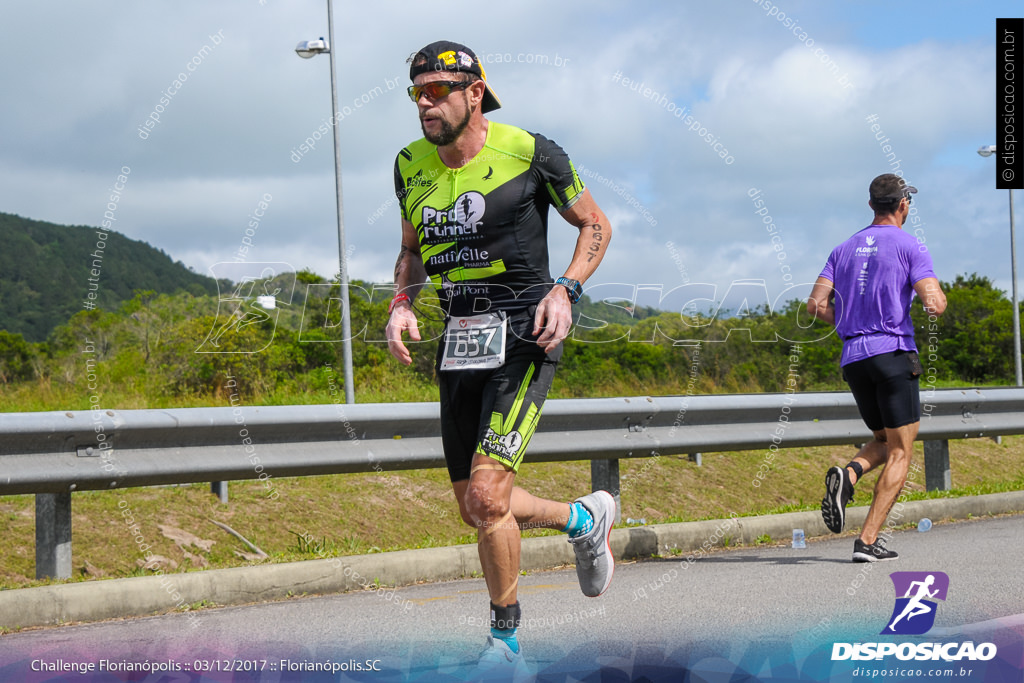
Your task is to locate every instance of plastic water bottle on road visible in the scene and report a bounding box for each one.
[791,528,806,548]
[917,518,932,532]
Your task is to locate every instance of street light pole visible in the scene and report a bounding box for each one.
[978,145,1022,386]
[297,0,355,404]
[1010,187,1021,386]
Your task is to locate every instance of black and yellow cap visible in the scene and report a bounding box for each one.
[409,40,502,113]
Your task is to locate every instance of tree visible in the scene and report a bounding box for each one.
[0,330,36,383]
[912,274,1017,384]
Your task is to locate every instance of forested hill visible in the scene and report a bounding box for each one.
[0,212,219,341]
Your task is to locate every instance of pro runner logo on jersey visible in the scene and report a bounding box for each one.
[481,428,523,463]
[421,191,486,244]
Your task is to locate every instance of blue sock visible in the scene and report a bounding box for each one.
[491,627,520,654]
[562,501,594,538]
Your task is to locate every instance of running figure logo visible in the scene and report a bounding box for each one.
[882,571,949,635]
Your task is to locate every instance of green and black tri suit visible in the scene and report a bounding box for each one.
[394,121,585,318]
[393,122,586,480]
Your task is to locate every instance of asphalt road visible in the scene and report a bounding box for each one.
[3,514,1022,681]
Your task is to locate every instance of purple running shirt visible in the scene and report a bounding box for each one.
[818,224,936,366]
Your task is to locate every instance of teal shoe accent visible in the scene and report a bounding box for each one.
[490,627,520,654]
[563,501,594,538]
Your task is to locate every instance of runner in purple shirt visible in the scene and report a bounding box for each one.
[807,173,946,563]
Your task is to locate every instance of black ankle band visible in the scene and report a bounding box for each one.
[490,601,521,631]
[846,461,863,479]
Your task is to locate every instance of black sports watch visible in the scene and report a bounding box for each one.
[555,277,583,304]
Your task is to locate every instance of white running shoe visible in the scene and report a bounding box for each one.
[469,636,531,681]
[568,490,616,597]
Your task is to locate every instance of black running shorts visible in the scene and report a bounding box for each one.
[842,350,922,431]
[438,308,561,482]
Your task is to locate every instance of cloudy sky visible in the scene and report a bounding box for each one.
[1,1,1020,314]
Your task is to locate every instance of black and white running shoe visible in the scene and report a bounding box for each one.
[821,466,853,533]
[853,537,899,562]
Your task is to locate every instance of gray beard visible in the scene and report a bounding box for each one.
[422,101,472,147]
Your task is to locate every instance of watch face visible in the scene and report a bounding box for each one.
[557,278,581,303]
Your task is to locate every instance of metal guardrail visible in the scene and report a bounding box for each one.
[2,387,1022,579]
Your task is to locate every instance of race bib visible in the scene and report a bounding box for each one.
[440,312,507,370]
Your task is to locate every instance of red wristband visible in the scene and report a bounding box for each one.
[388,293,411,313]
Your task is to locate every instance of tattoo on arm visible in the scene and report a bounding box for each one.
[585,223,604,262]
[394,245,410,279]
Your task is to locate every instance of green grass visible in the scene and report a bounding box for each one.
[2,435,1022,590]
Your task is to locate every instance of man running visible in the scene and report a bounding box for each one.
[808,173,946,562]
[386,41,615,671]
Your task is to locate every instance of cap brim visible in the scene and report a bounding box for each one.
[874,185,918,200]
[481,83,501,113]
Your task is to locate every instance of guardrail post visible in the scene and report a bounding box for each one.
[591,459,621,524]
[923,440,951,492]
[211,481,228,503]
[35,493,72,580]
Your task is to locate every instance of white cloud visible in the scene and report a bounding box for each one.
[0,1,1018,302]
